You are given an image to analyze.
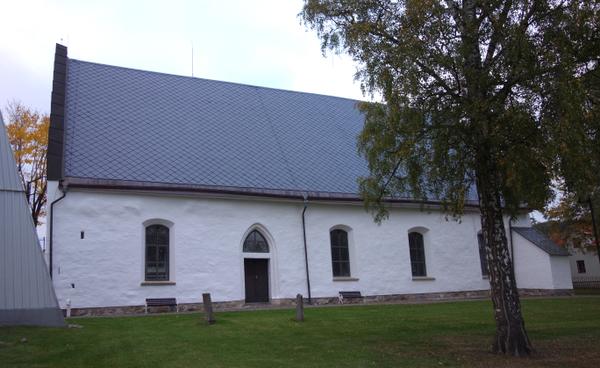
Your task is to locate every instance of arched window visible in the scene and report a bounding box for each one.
[145,224,170,281]
[408,232,426,277]
[477,232,489,277]
[330,229,350,277]
[243,230,269,253]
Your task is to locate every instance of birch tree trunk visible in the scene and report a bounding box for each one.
[476,163,533,356]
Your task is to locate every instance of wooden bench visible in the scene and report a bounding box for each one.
[145,298,178,313]
[338,291,362,304]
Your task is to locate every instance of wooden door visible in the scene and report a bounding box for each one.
[244,259,269,303]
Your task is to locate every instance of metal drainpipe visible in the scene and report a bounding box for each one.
[301,194,312,304]
[49,184,67,279]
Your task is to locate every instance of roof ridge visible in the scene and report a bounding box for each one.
[69,58,366,104]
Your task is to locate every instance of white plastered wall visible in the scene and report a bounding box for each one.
[569,249,600,278]
[550,256,573,289]
[48,185,570,309]
[44,180,62,268]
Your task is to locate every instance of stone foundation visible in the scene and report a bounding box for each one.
[519,288,573,297]
[67,288,574,317]
[68,300,246,317]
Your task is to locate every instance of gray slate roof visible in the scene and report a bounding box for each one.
[63,59,478,201]
[64,59,370,195]
[512,227,569,256]
[0,113,64,327]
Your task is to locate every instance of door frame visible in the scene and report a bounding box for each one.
[239,224,278,302]
[243,258,270,303]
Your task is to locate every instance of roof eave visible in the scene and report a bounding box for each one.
[61,176,482,208]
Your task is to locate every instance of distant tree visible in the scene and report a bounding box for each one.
[4,101,49,226]
[537,192,599,253]
[302,0,599,356]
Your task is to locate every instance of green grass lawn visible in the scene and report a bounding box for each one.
[1,297,599,368]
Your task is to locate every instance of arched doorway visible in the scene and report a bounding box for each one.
[243,229,270,303]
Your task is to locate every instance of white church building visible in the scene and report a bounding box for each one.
[46,44,572,315]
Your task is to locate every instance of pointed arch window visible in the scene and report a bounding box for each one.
[145,224,169,281]
[243,230,269,253]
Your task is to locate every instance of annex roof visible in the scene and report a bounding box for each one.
[512,227,570,256]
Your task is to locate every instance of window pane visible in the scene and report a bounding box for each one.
[158,246,168,261]
[408,232,426,277]
[156,227,169,245]
[243,230,269,253]
[331,229,348,247]
[330,229,350,277]
[340,262,350,277]
[412,262,422,277]
[340,245,349,261]
[333,262,340,277]
[146,246,156,262]
[577,260,586,273]
[145,224,169,281]
[331,246,339,262]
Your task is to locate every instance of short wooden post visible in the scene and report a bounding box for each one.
[295,294,304,322]
[203,293,215,325]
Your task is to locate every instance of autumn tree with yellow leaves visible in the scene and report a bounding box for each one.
[4,101,49,227]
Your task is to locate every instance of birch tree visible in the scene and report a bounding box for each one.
[302,0,599,356]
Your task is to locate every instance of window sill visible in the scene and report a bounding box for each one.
[412,276,435,281]
[141,281,176,286]
[333,277,359,282]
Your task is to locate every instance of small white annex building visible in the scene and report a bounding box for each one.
[46,44,572,315]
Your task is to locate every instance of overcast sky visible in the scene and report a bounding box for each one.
[1,0,545,223]
[0,0,364,115]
